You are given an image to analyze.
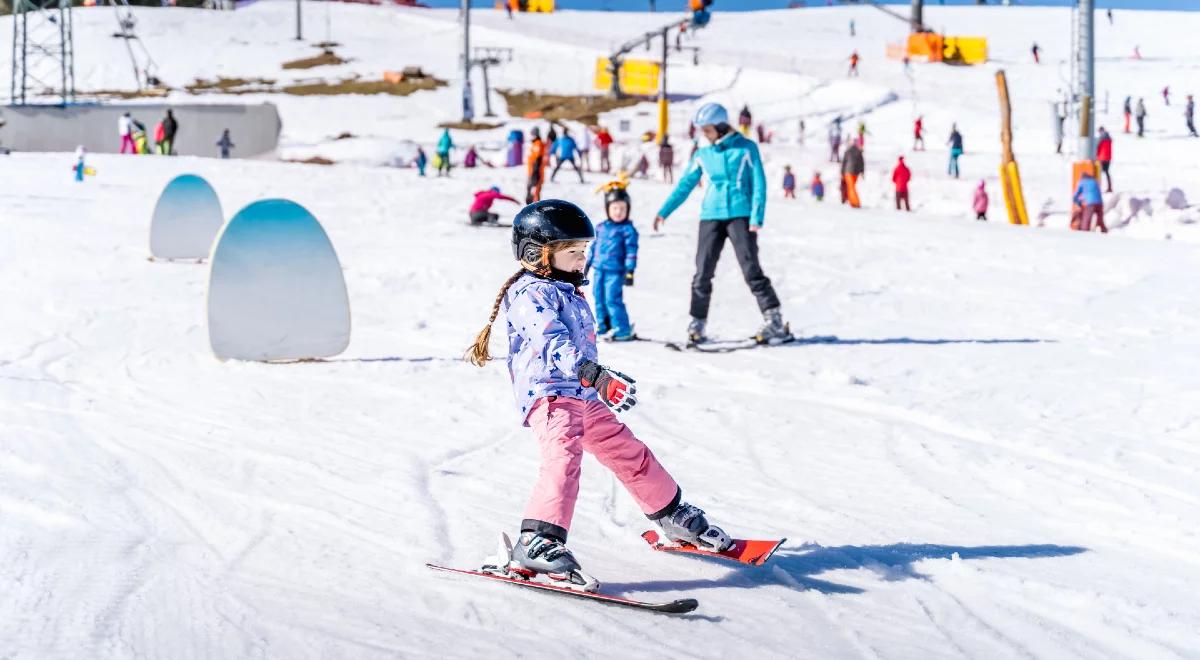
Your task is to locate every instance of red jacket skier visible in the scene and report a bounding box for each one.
[891,156,912,211]
[1095,127,1113,193]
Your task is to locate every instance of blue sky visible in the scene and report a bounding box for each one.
[437,1,1199,10]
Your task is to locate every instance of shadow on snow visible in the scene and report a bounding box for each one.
[606,542,1087,597]
[791,336,1054,347]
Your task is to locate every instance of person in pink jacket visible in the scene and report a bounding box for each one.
[469,186,519,225]
[973,180,989,221]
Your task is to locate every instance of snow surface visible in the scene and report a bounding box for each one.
[3,2,1200,657]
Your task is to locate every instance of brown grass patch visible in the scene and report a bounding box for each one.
[282,76,445,96]
[437,120,504,131]
[498,90,641,125]
[286,156,336,165]
[78,87,171,100]
[282,49,349,70]
[185,77,276,95]
[179,74,445,97]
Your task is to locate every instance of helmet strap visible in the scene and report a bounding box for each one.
[520,244,552,276]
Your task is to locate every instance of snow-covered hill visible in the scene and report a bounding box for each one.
[2,2,1200,657]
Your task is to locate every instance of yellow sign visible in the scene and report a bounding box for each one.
[499,0,555,12]
[594,58,661,96]
[943,37,988,65]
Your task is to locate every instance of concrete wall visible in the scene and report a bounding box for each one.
[0,102,281,157]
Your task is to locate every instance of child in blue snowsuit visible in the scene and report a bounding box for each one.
[586,186,638,340]
[415,147,428,176]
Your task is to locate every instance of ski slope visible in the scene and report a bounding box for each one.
[3,2,1200,658]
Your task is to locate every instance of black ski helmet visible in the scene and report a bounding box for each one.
[603,187,631,218]
[512,199,596,271]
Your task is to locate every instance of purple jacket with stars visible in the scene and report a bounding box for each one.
[502,272,600,425]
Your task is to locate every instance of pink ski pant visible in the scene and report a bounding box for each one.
[522,397,678,540]
[120,135,136,154]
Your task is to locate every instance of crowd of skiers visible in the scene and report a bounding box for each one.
[115,109,238,159]
[118,110,178,156]
[1121,92,1198,139]
[462,101,791,350]
[444,92,1195,241]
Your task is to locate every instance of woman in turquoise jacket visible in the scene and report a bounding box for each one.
[653,102,792,346]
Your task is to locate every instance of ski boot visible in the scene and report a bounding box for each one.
[686,317,707,346]
[753,307,794,345]
[595,315,613,339]
[608,326,637,342]
[484,532,599,592]
[653,502,733,553]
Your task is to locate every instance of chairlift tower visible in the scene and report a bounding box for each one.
[471,46,513,118]
[1073,0,1095,159]
[9,0,75,105]
[110,0,161,91]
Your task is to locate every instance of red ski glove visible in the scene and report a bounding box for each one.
[578,361,638,413]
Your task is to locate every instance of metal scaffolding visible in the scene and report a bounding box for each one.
[9,0,75,106]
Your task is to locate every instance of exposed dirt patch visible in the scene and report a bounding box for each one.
[437,120,505,131]
[178,74,445,97]
[185,77,276,95]
[282,76,446,96]
[285,156,336,165]
[283,49,350,70]
[332,132,356,140]
[75,87,172,100]
[497,90,641,125]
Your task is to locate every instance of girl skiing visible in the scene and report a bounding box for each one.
[465,199,732,590]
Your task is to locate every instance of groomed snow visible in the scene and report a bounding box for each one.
[2,2,1200,657]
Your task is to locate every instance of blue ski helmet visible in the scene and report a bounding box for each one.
[692,102,729,128]
[490,186,500,193]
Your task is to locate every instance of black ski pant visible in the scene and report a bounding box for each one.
[690,218,780,320]
[551,156,585,183]
[469,209,498,225]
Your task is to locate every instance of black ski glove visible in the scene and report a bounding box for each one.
[625,271,635,287]
[578,361,637,413]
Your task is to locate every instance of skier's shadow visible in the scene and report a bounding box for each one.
[283,356,482,364]
[606,542,1087,596]
[789,336,1055,347]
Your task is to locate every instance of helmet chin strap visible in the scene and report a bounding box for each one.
[520,244,588,286]
[520,245,552,276]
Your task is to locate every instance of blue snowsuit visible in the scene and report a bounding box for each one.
[500,273,599,425]
[586,220,639,337]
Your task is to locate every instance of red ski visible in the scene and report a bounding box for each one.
[641,531,786,566]
[425,563,699,615]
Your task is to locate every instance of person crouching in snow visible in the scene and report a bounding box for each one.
[1073,170,1108,233]
[464,199,732,590]
[810,171,825,201]
[470,186,519,226]
[586,186,639,341]
[782,165,796,198]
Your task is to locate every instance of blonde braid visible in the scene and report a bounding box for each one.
[465,270,525,367]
